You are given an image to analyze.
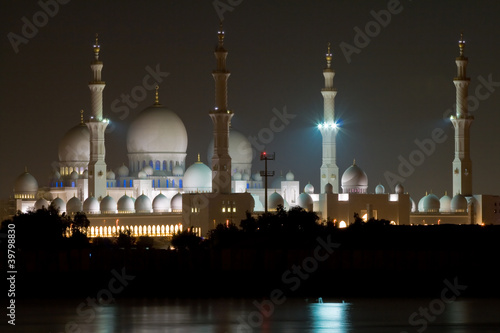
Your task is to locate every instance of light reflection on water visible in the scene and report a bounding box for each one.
[6,298,500,333]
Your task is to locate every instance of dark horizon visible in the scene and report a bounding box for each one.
[2,0,500,201]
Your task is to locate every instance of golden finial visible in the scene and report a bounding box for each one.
[93,33,100,59]
[326,42,332,68]
[154,85,160,105]
[458,32,465,57]
[353,158,356,166]
[80,109,84,124]
[196,153,201,163]
[218,21,225,46]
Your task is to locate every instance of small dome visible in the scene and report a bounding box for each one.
[83,196,100,214]
[14,171,38,197]
[172,165,184,176]
[67,196,83,214]
[439,193,452,213]
[304,183,315,194]
[70,171,80,180]
[171,193,182,212]
[269,191,284,210]
[153,193,169,212]
[451,194,467,213]
[51,170,61,180]
[143,166,154,176]
[410,197,417,213]
[285,171,295,181]
[34,198,49,210]
[50,197,66,213]
[375,184,385,194]
[341,161,368,194]
[395,183,404,194]
[117,195,135,213]
[183,160,211,189]
[58,124,89,163]
[324,183,333,194]
[82,170,89,179]
[106,170,116,180]
[117,164,129,177]
[297,192,313,211]
[135,194,152,213]
[422,193,440,213]
[100,195,117,214]
[233,172,242,180]
[242,172,250,181]
[253,173,262,181]
[138,170,147,179]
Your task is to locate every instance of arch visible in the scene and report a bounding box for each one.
[134,225,138,236]
[163,160,167,170]
[138,225,143,236]
[149,160,153,168]
[155,160,160,170]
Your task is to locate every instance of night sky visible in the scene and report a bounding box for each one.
[2,0,500,201]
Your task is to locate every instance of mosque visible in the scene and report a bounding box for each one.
[4,28,500,238]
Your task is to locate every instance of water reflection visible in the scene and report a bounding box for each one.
[8,298,500,333]
[309,302,350,332]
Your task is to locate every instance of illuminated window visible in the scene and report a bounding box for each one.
[179,179,183,188]
[155,160,160,170]
[222,207,226,213]
[149,160,153,168]
[71,181,75,187]
[166,179,169,188]
[233,207,236,213]
[129,180,133,187]
[339,221,347,228]
[172,179,175,187]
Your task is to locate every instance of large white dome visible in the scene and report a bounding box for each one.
[58,124,90,163]
[127,104,187,154]
[207,130,253,169]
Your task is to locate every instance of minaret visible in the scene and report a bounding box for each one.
[86,34,108,200]
[319,43,339,193]
[209,22,233,194]
[450,33,473,196]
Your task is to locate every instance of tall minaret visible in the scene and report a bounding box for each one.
[209,22,233,194]
[319,43,339,193]
[451,33,473,196]
[86,34,108,200]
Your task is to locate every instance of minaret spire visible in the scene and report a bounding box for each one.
[451,32,473,196]
[319,42,339,193]
[86,33,108,200]
[209,22,233,194]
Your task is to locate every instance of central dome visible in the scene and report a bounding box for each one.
[127,104,187,154]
